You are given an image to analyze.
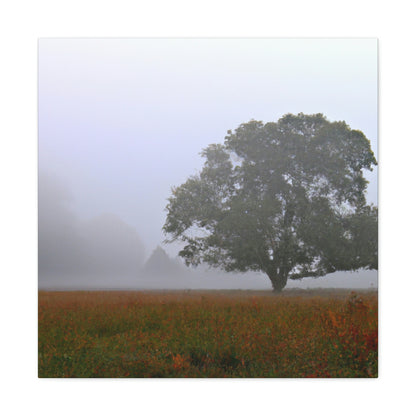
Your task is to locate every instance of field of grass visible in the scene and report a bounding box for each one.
[38,289,377,378]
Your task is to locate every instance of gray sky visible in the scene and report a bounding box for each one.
[39,38,378,266]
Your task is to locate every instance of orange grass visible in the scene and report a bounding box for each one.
[38,290,377,378]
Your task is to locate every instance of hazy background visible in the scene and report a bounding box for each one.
[38,38,378,290]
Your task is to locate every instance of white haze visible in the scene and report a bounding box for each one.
[38,38,378,290]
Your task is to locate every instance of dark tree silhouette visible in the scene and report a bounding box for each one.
[163,113,377,292]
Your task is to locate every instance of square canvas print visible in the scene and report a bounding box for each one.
[38,38,378,378]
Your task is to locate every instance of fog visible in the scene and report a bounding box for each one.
[38,38,378,290]
[39,172,146,287]
[38,170,377,290]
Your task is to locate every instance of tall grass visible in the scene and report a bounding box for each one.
[38,290,377,377]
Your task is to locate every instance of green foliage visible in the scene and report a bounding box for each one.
[163,113,378,291]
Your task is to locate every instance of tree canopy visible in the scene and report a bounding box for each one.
[163,113,377,291]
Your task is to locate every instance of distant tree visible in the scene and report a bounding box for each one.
[143,246,184,276]
[38,172,88,276]
[163,113,378,292]
[38,172,146,280]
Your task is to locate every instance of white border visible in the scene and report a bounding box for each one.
[1,1,415,415]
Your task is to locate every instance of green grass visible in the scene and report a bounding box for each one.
[38,289,378,378]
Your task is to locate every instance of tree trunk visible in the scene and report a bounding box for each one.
[267,268,288,293]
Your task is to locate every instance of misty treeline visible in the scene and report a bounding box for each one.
[38,172,147,279]
[38,172,266,289]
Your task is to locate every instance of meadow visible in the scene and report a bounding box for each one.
[38,289,377,378]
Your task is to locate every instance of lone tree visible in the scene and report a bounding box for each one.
[163,113,378,292]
